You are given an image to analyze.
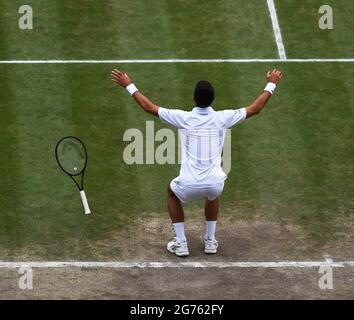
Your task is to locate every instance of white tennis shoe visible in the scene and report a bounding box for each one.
[167,238,189,257]
[204,238,218,254]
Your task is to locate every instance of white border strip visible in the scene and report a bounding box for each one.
[0,59,354,64]
[267,0,287,60]
[1,261,354,268]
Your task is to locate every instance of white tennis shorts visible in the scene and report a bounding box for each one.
[170,177,224,204]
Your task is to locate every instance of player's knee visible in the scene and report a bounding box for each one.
[206,197,218,204]
[167,184,176,197]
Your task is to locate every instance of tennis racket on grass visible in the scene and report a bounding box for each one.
[55,136,91,214]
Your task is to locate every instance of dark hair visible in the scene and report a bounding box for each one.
[194,80,214,108]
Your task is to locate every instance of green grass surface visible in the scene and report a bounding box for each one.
[276,0,354,58]
[0,1,353,259]
[0,0,277,59]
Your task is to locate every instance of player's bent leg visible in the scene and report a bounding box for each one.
[167,184,184,223]
[167,182,189,256]
[204,196,219,221]
[204,197,219,254]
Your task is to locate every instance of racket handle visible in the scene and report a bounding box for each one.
[80,190,91,214]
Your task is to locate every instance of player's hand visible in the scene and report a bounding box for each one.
[266,69,282,84]
[111,69,132,88]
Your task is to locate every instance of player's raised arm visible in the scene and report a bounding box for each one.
[245,69,282,118]
[111,69,159,116]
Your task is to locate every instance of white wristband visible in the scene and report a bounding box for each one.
[264,82,276,94]
[126,83,138,96]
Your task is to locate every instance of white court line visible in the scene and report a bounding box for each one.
[1,261,354,268]
[0,59,354,64]
[267,0,287,60]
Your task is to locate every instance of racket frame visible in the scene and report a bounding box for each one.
[55,136,91,214]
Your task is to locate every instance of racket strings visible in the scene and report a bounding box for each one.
[56,137,87,176]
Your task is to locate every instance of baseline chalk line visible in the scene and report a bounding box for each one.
[1,59,354,64]
[1,261,354,269]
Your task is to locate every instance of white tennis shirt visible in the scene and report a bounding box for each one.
[158,106,246,186]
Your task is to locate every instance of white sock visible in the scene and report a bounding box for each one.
[205,221,217,240]
[173,222,186,243]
